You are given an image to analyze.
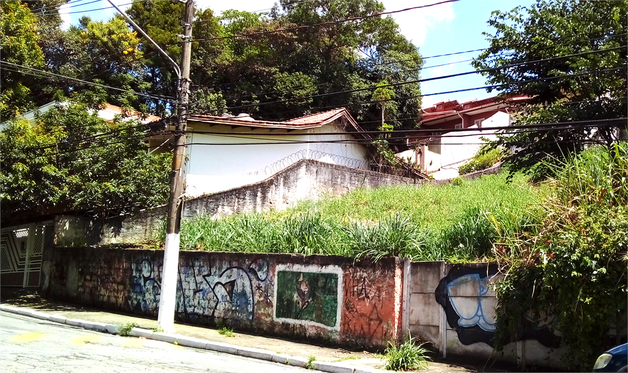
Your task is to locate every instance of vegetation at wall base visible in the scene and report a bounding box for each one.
[119,322,139,336]
[383,338,430,371]
[492,142,628,371]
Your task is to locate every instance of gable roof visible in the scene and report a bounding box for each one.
[188,108,365,133]
[421,95,528,125]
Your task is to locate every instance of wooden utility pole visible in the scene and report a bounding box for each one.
[157,0,194,333]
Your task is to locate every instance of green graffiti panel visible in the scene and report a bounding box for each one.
[275,270,338,327]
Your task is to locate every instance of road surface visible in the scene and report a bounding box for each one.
[0,310,320,372]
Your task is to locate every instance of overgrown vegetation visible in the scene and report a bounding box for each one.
[383,338,431,371]
[305,356,316,370]
[492,143,628,370]
[0,102,171,222]
[119,322,139,336]
[458,146,503,175]
[218,326,235,337]
[179,172,542,262]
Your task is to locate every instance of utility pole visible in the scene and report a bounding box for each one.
[158,0,194,333]
[106,0,193,333]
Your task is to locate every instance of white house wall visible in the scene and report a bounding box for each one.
[431,111,508,179]
[184,123,369,197]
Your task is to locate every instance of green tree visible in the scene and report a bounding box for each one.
[474,0,627,178]
[125,0,422,129]
[0,101,171,223]
[0,0,45,119]
[42,16,151,112]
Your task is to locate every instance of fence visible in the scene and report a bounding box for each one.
[1,222,52,288]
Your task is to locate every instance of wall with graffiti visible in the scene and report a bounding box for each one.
[409,261,565,368]
[42,247,404,349]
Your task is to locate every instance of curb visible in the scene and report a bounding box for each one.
[0,304,383,373]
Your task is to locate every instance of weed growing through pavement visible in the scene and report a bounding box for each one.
[218,326,235,337]
[384,337,431,371]
[118,322,139,336]
[152,327,164,333]
[305,356,316,369]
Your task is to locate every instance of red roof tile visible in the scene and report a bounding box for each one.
[189,108,364,132]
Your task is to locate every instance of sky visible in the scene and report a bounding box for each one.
[61,0,536,108]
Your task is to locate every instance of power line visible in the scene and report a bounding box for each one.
[422,58,474,70]
[1,61,176,102]
[222,53,627,111]
[192,0,461,42]
[183,117,627,139]
[423,48,486,60]
[31,0,101,14]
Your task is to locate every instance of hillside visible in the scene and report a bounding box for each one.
[179,172,544,262]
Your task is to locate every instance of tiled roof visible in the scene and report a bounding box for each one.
[189,108,364,133]
[283,108,346,125]
[421,96,528,124]
[103,104,161,122]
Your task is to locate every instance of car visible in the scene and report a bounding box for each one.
[593,343,627,372]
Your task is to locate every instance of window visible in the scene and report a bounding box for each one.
[454,123,463,129]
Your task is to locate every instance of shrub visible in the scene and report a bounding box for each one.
[493,143,628,370]
[119,322,139,336]
[384,338,431,371]
[459,146,502,175]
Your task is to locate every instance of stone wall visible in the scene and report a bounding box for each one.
[42,246,405,349]
[54,159,422,247]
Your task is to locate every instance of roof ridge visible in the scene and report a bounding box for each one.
[283,107,346,123]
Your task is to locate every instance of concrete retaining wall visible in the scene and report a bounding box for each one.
[54,159,421,247]
[408,261,566,368]
[41,247,405,349]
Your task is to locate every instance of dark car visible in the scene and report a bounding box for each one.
[594,343,628,372]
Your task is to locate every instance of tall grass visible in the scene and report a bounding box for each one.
[178,171,543,262]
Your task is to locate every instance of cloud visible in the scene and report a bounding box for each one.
[384,0,455,46]
[59,2,72,30]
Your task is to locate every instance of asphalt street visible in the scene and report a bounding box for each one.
[0,311,320,373]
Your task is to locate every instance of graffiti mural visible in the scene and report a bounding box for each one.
[341,266,395,345]
[274,264,342,329]
[435,264,560,347]
[129,258,161,313]
[176,257,270,323]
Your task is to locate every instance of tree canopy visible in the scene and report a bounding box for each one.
[0,0,45,119]
[122,0,422,130]
[0,102,171,223]
[473,0,627,177]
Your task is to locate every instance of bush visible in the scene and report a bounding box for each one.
[493,143,628,370]
[384,338,431,371]
[459,146,502,175]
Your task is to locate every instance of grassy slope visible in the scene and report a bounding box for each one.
[180,172,544,262]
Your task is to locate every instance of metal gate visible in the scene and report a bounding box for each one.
[1,223,50,288]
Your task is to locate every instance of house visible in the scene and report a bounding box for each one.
[149,108,373,197]
[0,101,160,129]
[399,96,527,179]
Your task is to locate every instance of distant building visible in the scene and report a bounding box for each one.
[399,96,527,179]
[1,101,160,129]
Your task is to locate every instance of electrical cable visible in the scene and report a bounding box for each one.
[192,0,461,42]
[1,61,176,102]
[224,63,627,111]
[182,117,628,139]
[31,0,101,14]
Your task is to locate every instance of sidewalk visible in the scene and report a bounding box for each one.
[0,289,480,373]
